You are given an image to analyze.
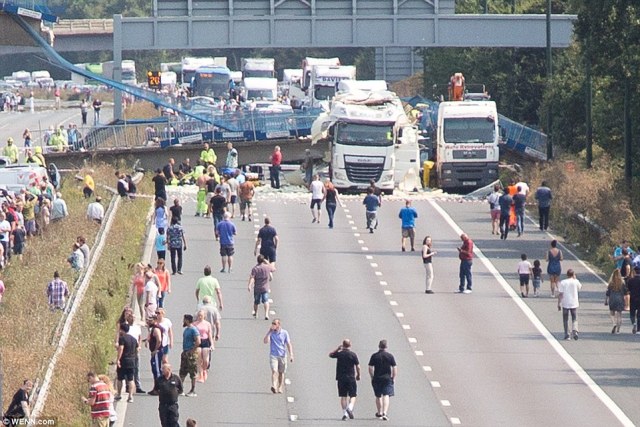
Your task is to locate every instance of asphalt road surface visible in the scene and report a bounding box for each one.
[120,188,636,427]
[0,102,113,153]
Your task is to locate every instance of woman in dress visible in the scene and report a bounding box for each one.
[193,310,213,383]
[422,236,437,294]
[606,269,627,334]
[546,239,563,297]
[324,180,342,229]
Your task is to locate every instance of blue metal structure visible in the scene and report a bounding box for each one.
[5,11,244,130]
[0,0,57,22]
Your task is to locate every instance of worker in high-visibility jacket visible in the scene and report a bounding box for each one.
[200,142,217,166]
[3,137,19,164]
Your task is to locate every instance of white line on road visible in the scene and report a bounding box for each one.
[430,381,440,387]
[366,255,373,260]
[361,247,369,251]
[451,417,461,425]
[375,271,382,276]
[287,396,295,403]
[354,233,360,237]
[402,324,411,330]
[389,300,398,306]
[395,312,404,318]
[428,199,635,427]
[370,263,378,267]
[422,366,432,371]
[357,240,364,244]
[383,290,392,296]
[415,350,424,356]
[351,226,358,230]
[441,400,451,407]
[408,337,417,343]
[379,281,387,285]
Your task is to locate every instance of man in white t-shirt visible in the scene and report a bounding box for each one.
[557,269,582,340]
[309,175,326,224]
[515,181,529,196]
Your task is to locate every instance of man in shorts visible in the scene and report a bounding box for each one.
[368,340,397,421]
[398,199,418,252]
[329,339,361,421]
[215,212,237,273]
[248,255,275,320]
[255,217,279,268]
[116,323,138,403]
[179,314,201,397]
[309,174,325,224]
[363,188,380,233]
[239,179,255,221]
[263,318,293,394]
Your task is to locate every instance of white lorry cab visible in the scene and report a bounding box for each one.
[312,84,419,194]
[243,77,277,101]
[309,65,356,108]
[436,101,500,191]
[301,57,340,91]
[121,60,137,86]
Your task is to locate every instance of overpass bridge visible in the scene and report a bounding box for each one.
[1,0,577,83]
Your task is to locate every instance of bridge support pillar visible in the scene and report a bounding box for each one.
[375,46,423,83]
[113,14,123,121]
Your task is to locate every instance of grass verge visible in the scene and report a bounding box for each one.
[0,163,122,410]
[39,177,152,425]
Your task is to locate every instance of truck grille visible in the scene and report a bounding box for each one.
[345,162,384,183]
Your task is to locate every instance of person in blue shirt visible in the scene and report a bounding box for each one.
[215,212,237,273]
[398,200,418,252]
[155,228,167,261]
[363,188,381,234]
[179,314,201,397]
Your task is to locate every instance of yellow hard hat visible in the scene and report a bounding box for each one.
[7,137,13,143]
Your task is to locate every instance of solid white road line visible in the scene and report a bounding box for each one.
[428,199,635,427]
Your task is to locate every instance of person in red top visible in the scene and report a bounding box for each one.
[269,146,282,189]
[457,233,474,294]
[82,372,111,427]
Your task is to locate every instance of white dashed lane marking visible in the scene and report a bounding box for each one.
[402,325,411,330]
[383,290,392,296]
[379,281,387,286]
[430,381,440,387]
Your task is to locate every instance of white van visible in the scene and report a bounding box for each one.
[0,165,50,193]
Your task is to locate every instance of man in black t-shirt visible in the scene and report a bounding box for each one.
[169,198,183,224]
[329,339,360,421]
[209,188,227,232]
[117,323,138,403]
[157,363,183,427]
[368,340,397,421]
[4,379,32,420]
[152,169,168,201]
[254,217,279,267]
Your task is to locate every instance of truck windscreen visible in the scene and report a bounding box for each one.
[192,73,229,98]
[314,85,336,101]
[247,89,275,100]
[443,117,495,143]
[336,123,393,147]
[244,70,273,78]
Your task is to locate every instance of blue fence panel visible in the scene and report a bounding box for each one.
[499,115,547,160]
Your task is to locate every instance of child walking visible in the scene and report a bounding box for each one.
[517,253,533,298]
[532,259,543,297]
[155,227,167,261]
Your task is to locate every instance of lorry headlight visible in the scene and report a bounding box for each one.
[444,170,452,175]
[488,169,496,174]
[381,173,393,182]
[335,172,347,180]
